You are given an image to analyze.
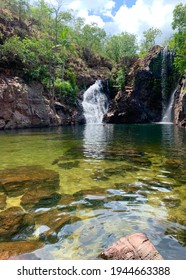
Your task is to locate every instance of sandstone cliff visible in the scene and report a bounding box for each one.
[104,46,178,124]
[174,74,186,127]
[0,74,85,129]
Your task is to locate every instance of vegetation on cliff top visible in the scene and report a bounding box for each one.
[0,0,185,100]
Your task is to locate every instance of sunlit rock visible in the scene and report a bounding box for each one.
[0,207,35,240]
[174,74,186,127]
[100,232,163,260]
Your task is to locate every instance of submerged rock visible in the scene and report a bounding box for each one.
[164,159,183,170]
[0,193,6,210]
[114,183,140,193]
[0,240,43,260]
[165,227,186,246]
[34,209,79,243]
[0,207,35,240]
[91,170,109,181]
[57,161,80,169]
[0,166,60,197]
[104,167,126,176]
[100,232,163,260]
[21,189,62,210]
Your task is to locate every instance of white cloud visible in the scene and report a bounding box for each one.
[67,0,115,14]
[75,9,105,27]
[46,0,186,41]
[65,0,115,28]
[112,0,183,41]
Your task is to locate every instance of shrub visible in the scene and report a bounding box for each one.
[54,79,74,97]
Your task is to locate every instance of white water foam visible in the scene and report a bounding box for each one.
[82,80,109,124]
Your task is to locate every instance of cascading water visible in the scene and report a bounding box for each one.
[161,47,175,123]
[161,89,176,123]
[161,46,168,117]
[82,80,109,124]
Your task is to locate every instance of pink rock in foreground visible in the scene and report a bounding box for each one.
[100,233,163,260]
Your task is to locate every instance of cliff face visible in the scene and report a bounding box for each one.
[174,74,186,127]
[0,74,85,130]
[104,46,178,124]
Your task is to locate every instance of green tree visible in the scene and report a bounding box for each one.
[30,0,53,31]
[169,3,186,73]
[0,35,25,63]
[140,27,162,57]
[17,0,30,22]
[1,0,18,12]
[79,23,106,54]
[51,0,64,45]
[172,3,186,32]
[105,32,138,63]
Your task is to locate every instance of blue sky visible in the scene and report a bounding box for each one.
[114,0,137,11]
[49,0,186,42]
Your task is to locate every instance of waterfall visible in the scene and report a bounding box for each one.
[161,46,168,117]
[82,80,109,124]
[161,89,176,123]
[161,47,175,123]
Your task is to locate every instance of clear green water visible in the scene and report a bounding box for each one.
[0,123,186,259]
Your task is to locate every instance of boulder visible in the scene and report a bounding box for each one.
[100,232,163,260]
[0,207,35,240]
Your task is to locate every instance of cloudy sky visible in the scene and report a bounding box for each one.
[50,0,186,41]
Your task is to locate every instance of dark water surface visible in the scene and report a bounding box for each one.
[0,124,186,259]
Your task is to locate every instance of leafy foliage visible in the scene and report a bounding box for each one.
[169,3,186,73]
[105,32,138,63]
[115,68,125,90]
[54,79,74,96]
[172,3,186,32]
[140,27,162,57]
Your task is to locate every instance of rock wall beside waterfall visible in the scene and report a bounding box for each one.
[174,74,186,127]
[104,46,178,124]
[0,74,84,130]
